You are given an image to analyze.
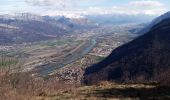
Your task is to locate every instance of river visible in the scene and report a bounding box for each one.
[36,36,97,76]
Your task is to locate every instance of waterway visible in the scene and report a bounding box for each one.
[36,36,97,76]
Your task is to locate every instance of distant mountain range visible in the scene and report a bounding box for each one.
[86,14,154,25]
[0,13,156,44]
[84,12,170,86]
[0,13,96,44]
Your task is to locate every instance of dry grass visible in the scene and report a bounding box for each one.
[28,82,170,100]
[0,59,76,100]
[0,70,170,100]
[0,58,169,100]
[0,73,77,100]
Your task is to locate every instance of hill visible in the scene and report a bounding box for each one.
[139,11,170,34]
[84,17,170,85]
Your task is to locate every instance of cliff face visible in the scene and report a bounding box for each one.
[84,19,170,85]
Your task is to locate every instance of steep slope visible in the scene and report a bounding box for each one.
[139,11,170,34]
[84,18,170,85]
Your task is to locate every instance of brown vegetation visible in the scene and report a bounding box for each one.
[0,58,78,100]
[26,82,170,100]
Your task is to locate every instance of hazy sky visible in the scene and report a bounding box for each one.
[0,0,169,17]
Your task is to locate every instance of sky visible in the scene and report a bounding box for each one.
[0,0,169,17]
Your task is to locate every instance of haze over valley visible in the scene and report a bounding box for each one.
[0,0,170,100]
[0,12,148,75]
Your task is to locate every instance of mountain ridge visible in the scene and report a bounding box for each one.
[84,15,170,85]
[0,13,97,44]
[139,11,170,34]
